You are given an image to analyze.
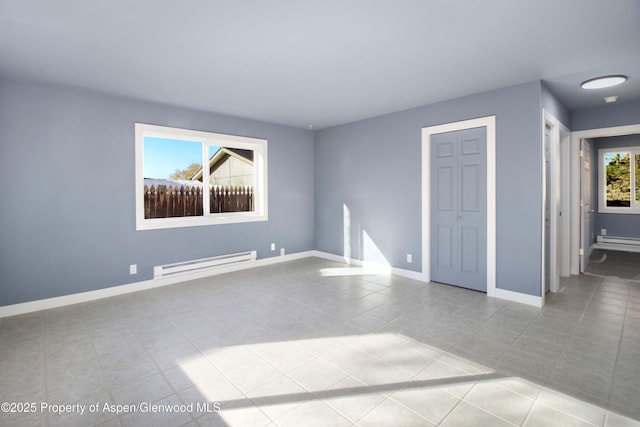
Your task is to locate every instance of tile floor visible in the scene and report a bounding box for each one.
[1,257,639,426]
[586,249,640,281]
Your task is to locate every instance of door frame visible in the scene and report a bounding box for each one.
[559,126,571,278]
[570,123,640,274]
[422,116,496,297]
[542,110,569,300]
[579,138,593,273]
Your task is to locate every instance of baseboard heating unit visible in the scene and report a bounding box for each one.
[153,250,257,279]
[594,236,640,253]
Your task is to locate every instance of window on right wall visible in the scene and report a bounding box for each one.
[598,147,640,213]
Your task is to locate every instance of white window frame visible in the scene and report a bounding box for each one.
[598,147,640,214]
[135,123,268,230]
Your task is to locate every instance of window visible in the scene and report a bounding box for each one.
[135,123,268,230]
[598,147,640,214]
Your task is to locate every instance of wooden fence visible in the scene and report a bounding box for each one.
[144,185,254,219]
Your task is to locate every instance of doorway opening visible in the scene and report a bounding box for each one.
[569,124,640,277]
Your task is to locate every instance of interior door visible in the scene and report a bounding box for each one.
[431,127,487,292]
[580,138,593,272]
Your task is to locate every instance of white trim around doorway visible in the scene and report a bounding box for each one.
[421,116,497,298]
[542,110,570,303]
[570,123,640,275]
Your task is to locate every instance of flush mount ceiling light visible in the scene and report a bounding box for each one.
[580,75,628,90]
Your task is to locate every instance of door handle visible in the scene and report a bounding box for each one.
[457,216,462,221]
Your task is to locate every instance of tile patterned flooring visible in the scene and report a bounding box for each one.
[1,257,640,426]
[586,250,640,281]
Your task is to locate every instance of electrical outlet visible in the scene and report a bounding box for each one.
[129,264,137,275]
[407,254,413,263]
[601,229,607,236]
[280,248,285,256]
[271,243,276,251]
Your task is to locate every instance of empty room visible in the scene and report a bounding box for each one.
[1,1,640,426]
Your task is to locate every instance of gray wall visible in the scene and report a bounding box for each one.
[572,101,640,131]
[541,83,571,127]
[593,134,640,239]
[0,78,315,306]
[315,81,544,297]
[5,76,602,305]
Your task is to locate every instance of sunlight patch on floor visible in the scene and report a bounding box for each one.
[176,331,640,425]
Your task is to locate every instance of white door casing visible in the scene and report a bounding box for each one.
[569,124,640,275]
[542,110,568,299]
[580,138,593,273]
[422,116,496,298]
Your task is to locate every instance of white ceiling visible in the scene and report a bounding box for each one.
[1,0,639,129]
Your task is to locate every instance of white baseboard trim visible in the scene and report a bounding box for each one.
[494,288,543,307]
[313,250,541,306]
[0,249,541,317]
[310,250,350,264]
[390,267,427,282]
[311,250,426,281]
[0,251,315,318]
[255,250,316,266]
